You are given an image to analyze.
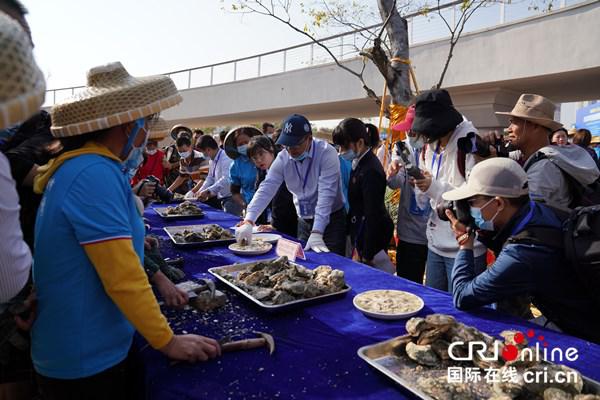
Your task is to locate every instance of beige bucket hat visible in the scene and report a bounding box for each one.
[224,125,262,159]
[496,93,563,131]
[50,62,182,137]
[147,117,169,140]
[0,11,46,130]
[443,158,529,201]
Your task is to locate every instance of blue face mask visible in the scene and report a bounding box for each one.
[122,119,147,179]
[340,150,356,161]
[469,198,499,231]
[237,145,248,156]
[292,151,309,162]
[408,134,425,150]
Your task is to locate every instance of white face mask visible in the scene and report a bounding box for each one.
[146,149,157,156]
[179,150,191,158]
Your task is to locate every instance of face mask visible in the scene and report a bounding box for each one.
[292,151,308,162]
[340,150,356,161]
[408,135,425,150]
[470,198,500,231]
[237,145,248,156]
[146,149,157,156]
[179,150,191,158]
[122,119,148,179]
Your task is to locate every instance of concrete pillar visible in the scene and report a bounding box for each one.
[450,87,520,132]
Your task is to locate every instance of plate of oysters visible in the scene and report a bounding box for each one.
[153,201,204,220]
[358,314,600,400]
[163,224,235,247]
[353,290,424,320]
[228,238,273,256]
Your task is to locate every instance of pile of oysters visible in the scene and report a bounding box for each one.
[391,314,598,400]
[165,201,203,216]
[218,256,346,305]
[173,224,233,243]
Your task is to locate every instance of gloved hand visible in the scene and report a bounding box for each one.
[184,190,197,200]
[304,232,330,253]
[235,222,254,245]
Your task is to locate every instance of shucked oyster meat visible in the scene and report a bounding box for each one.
[217,256,346,305]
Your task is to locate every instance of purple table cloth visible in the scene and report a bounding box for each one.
[134,202,600,399]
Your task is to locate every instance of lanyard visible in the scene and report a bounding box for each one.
[414,148,420,168]
[211,149,222,179]
[430,143,443,179]
[510,201,537,236]
[293,144,316,192]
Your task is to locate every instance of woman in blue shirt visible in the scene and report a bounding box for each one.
[224,126,261,214]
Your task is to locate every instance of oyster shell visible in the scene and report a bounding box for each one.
[165,201,203,216]
[406,317,431,337]
[545,388,574,400]
[405,342,440,367]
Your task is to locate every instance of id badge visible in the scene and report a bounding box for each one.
[299,199,315,218]
[409,192,429,216]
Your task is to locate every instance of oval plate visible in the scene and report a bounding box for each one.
[252,233,282,244]
[228,242,273,256]
[353,289,424,320]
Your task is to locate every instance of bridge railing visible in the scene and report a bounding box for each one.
[44,0,583,106]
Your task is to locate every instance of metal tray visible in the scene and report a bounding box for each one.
[153,206,204,221]
[208,258,351,312]
[163,224,235,248]
[358,335,600,400]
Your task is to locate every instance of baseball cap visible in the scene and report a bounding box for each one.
[276,114,312,147]
[442,158,529,201]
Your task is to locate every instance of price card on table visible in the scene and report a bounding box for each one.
[275,238,305,262]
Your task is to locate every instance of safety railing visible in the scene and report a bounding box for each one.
[44,0,584,106]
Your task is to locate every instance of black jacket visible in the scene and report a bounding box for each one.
[348,151,394,260]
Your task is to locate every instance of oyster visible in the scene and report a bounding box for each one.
[545,388,574,400]
[173,224,232,243]
[417,376,477,400]
[523,364,584,396]
[574,395,600,400]
[406,317,431,337]
[430,339,451,361]
[405,342,440,367]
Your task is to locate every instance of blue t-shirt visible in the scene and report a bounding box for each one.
[33,154,145,379]
[229,156,257,204]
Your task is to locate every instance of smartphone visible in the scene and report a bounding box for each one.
[406,166,425,180]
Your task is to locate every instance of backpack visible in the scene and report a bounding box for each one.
[524,146,600,207]
[507,205,600,308]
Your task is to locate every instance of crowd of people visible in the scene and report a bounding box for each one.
[1,2,600,398]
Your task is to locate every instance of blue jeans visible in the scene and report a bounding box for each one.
[425,249,487,292]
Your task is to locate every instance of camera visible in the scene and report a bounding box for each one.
[144,175,174,203]
[457,132,513,158]
[394,141,425,180]
[436,199,473,226]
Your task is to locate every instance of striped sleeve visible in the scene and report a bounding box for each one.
[0,153,31,303]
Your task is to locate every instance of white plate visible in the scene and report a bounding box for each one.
[228,242,273,256]
[353,289,424,320]
[230,225,260,234]
[252,233,282,244]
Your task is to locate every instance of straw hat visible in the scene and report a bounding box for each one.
[0,11,46,130]
[496,94,562,131]
[147,117,169,140]
[50,62,182,137]
[170,124,193,140]
[224,125,262,159]
[591,135,600,144]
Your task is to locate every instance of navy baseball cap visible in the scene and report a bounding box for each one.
[276,114,312,147]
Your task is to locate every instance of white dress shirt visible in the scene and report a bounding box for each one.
[199,149,232,199]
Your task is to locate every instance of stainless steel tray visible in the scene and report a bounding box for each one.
[358,335,600,399]
[208,258,351,312]
[163,224,235,248]
[153,206,204,221]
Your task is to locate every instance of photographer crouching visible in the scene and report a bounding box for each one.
[442,157,600,344]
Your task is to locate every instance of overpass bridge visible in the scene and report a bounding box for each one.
[45,0,600,130]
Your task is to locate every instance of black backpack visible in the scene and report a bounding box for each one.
[525,152,600,207]
[507,205,600,307]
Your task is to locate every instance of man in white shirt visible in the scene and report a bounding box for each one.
[186,135,242,215]
[237,114,346,255]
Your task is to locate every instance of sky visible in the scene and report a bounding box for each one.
[25,0,318,89]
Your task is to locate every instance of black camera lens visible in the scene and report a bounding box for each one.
[436,199,473,225]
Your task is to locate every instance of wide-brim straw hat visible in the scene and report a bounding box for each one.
[148,117,169,141]
[496,93,562,131]
[0,11,46,130]
[224,126,262,159]
[50,62,182,137]
[170,124,193,140]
